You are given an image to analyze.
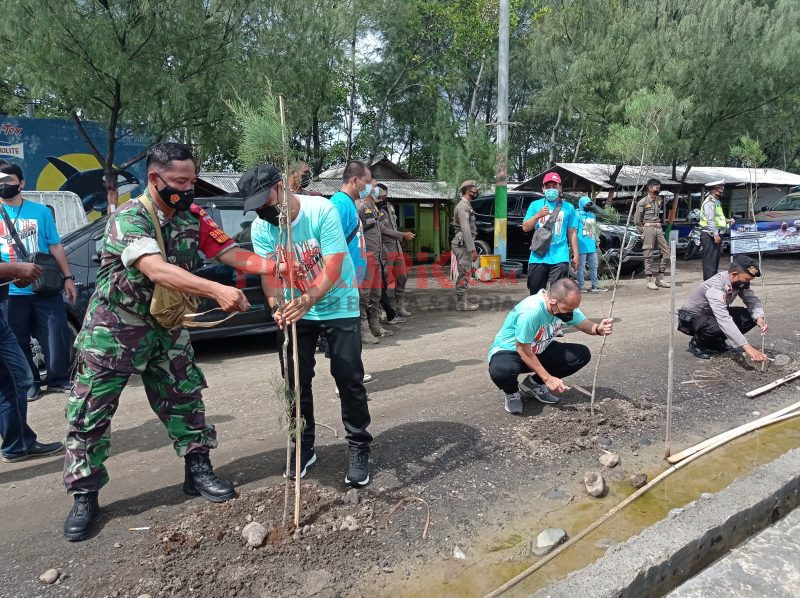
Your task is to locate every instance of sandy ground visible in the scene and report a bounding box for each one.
[1,253,799,597]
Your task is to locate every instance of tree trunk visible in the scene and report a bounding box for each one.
[548,108,563,167]
[312,111,321,174]
[571,125,584,162]
[606,163,624,206]
[346,25,356,162]
[469,54,486,123]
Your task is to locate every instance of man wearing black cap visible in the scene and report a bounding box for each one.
[678,255,767,361]
[241,164,373,487]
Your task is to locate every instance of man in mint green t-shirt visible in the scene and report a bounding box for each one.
[242,164,372,488]
[487,278,614,415]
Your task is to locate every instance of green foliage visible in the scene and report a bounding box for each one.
[434,102,497,198]
[606,85,689,167]
[228,86,291,170]
[730,135,767,169]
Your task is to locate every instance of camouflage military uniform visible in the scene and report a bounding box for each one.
[63,193,234,494]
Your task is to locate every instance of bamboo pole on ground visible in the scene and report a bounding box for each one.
[277,95,303,527]
[483,408,800,598]
[664,233,677,458]
[666,397,800,464]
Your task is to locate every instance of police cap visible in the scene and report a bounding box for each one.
[733,255,761,277]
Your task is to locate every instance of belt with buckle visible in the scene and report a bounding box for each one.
[643,223,661,227]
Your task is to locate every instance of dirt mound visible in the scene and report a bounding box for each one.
[511,398,662,459]
[122,484,401,598]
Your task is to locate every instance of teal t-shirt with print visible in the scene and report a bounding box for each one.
[487,291,586,361]
[251,194,359,320]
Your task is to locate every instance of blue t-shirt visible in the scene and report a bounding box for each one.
[576,208,598,255]
[329,191,366,280]
[0,200,61,296]
[251,194,359,321]
[524,199,579,264]
[487,291,586,361]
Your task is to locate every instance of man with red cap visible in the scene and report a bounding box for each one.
[522,172,579,295]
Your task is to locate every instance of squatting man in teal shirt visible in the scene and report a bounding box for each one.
[487,278,614,415]
[241,164,373,487]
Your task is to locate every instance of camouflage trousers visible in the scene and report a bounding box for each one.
[63,338,215,494]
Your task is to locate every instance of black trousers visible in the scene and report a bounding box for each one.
[279,317,372,451]
[527,262,570,295]
[488,342,592,394]
[379,265,397,320]
[700,232,721,280]
[686,307,756,351]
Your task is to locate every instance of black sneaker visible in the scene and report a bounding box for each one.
[2,440,64,463]
[284,447,317,480]
[345,447,370,487]
[688,339,712,360]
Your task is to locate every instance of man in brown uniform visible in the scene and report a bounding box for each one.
[634,178,671,290]
[377,183,414,318]
[451,180,480,311]
[358,177,392,339]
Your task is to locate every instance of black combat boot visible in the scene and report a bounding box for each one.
[183,452,237,503]
[63,491,100,542]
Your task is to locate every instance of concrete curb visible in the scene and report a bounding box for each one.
[535,448,800,598]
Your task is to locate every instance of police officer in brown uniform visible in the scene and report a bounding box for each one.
[451,180,479,311]
[377,183,414,318]
[634,178,671,290]
[358,178,393,339]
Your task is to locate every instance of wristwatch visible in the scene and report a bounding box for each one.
[63,275,75,281]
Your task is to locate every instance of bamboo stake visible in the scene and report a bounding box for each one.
[666,397,800,464]
[483,409,800,598]
[664,234,677,458]
[590,160,648,415]
[746,370,800,399]
[277,95,303,528]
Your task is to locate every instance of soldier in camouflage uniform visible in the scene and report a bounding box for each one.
[62,143,258,542]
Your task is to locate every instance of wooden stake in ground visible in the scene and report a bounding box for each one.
[664,233,677,458]
[277,95,303,527]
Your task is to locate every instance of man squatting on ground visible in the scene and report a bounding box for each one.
[678,255,768,362]
[62,143,285,542]
[634,178,672,290]
[488,278,614,415]
[243,164,373,487]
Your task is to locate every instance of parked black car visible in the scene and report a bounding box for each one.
[463,191,648,272]
[60,195,275,348]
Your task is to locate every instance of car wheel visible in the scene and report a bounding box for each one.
[473,240,492,268]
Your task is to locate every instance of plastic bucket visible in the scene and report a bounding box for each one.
[479,254,501,279]
[500,260,524,277]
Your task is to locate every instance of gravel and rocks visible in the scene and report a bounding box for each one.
[534,528,569,556]
[584,471,606,497]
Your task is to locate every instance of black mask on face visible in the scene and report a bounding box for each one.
[300,172,311,189]
[584,202,594,212]
[554,311,574,322]
[0,183,21,200]
[732,280,750,291]
[256,203,281,226]
[155,174,194,211]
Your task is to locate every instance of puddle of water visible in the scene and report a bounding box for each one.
[396,416,800,598]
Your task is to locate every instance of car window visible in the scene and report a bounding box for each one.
[512,196,534,217]
[471,198,494,215]
[217,208,256,244]
[771,193,800,211]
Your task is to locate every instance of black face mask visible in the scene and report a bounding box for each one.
[155,174,194,211]
[584,202,594,212]
[554,309,574,322]
[732,281,750,291]
[256,203,281,226]
[0,183,21,200]
[300,172,311,189]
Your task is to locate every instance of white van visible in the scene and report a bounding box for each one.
[21,190,88,236]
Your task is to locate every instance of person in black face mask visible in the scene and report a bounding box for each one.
[240,163,375,487]
[487,278,614,416]
[678,255,767,361]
